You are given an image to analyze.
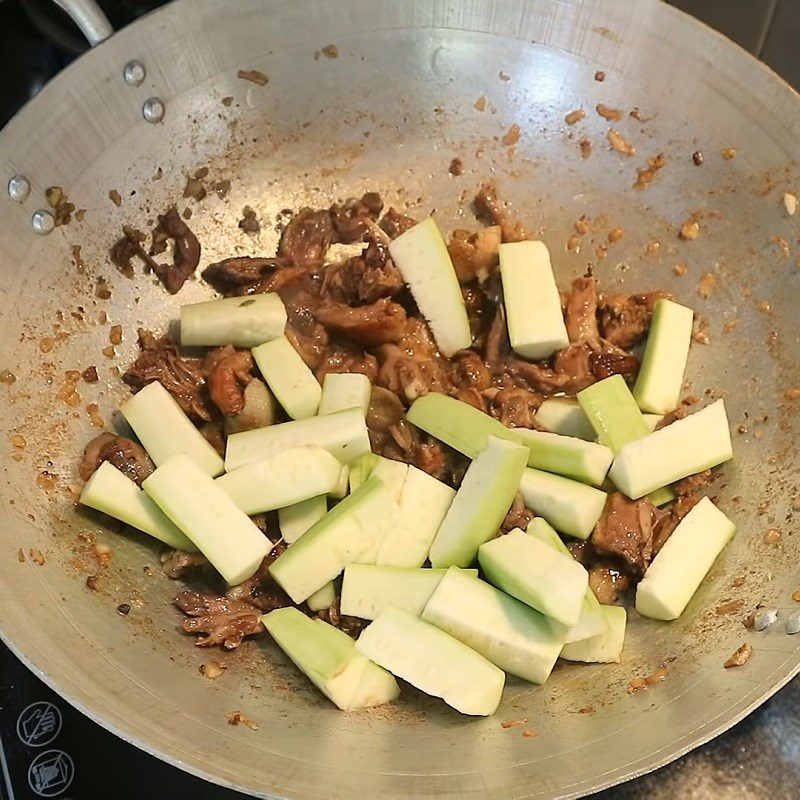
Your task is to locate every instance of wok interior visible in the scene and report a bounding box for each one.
[0,1,798,796]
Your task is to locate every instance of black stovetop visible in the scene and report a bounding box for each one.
[1,1,798,798]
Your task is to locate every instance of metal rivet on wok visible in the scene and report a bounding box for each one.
[142,97,165,123]
[31,209,55,235]
[123,60,146,86]
[8,174,30,202]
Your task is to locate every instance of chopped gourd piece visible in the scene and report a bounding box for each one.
[225,408,370,471]
[388,217,471,357]
[514,429,613,486]
[578,375,675,505]
[499,241,569,359]
[216,447,341,515]
[518,468,607,539]
[370,457,409,502]
[429,437,528,568]
[636,497,735,620]
[534,398,597,440]
[341,564,477,620]
[329,464,350,500]
[376,466,455,568]
[422,567,567,684]
[262,607,399,710]
[180,293,286,348]
[633,299,694,414]
[143,454,268,585]
[306,581,337,612]
[252,336,321,420]
[527,518,606,642]
[318,372,372,417]
[560,605,627,663]
[268,476,398,603]
[121,381,224,477]
[279,495,327,544]
[478,529,589,626]
[348,453,378,494]
[608,400,732,499]
[80,461,196,551]
[407,392,522,458]
[642,414,662,432]
[355,607,505,716]
[578,375,650,451]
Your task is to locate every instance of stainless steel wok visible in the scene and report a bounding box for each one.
[0,0,798,797]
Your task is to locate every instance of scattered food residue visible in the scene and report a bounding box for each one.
[29,549,46,566]
[522,729,538,739]
[692,150,704,166]
[628,666,669,693]
[85,574,102,592]
[580,138,592,159]
[0,370,16,386]
[723,318,740,333]
[721,147,738,160]
[594,70,605,81]
[93,542,113,567]
[629,107,656,122]
[86,404,104,428]
[698,272,716,298]
[633,153,666,190]
[771,236,790,259]
[646,240,660,255]
[501,124,521,146]
[237,69,269,85]
[608,227,625,244]
[566,234,582,253]
[565,109,585,125]
[449,157,464,176]
[724,643,752,668]
[200,661,226,679]
[117,603,131,616]
[608,129,635,156]
[673,263,687,276]
[474,95,487,112]
[11,434,26,449]
[238,206,260,234]
[108,189,122,207]
[501,717,528,729]
[596,103,622,121]
[46,186,75,226]
[322,45,339,59]
[715,600,744,616]
[82,365,99,383]
[783,192,797,216]
[680,219,701,241]
[226,711,259,730]
[498,71,510,81]
[763,528,782,544]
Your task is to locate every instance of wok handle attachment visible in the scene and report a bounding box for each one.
[53,0,114,47]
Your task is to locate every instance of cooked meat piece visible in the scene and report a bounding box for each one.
[174,591,264,649]
[591,492,660,575]
[316,340,378,382]
[285,322,329,371]
[225,378,276,434]
[148,207,201,293]
[379,207,418,239]
[324,236,404,304]
[201,346,253,416]
[411,437,451,483]
[488,387,543,428]
[652,493,702,552]
[123,328,213,421]
[366,385,406,452]
[316,298,408,346]
[277,208,335,270]
[329,193,383,243]
[450,351,491,392]
[474,181,530,243]
[510,357,573,395]
[564,275,601,343]
[566,538,590,565]
[588,560,631,605]
[396,358,452,402]
[225,544,291,612]
[673,469,712,497]
[317,599,369,638]
[485,306,511,373]
[655,396,702,429]
[447,226,502,283]
[453,387,488,411]
[79,432,154,486]
[200,420,226,458]
[597,291,670,349]
[161,549,210,578]
[589,350,639,380]
[554,343,597,392]
[110,225,159,279]
[462,285,492,344]
[201,256,293,295]
[502,493,534,533]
